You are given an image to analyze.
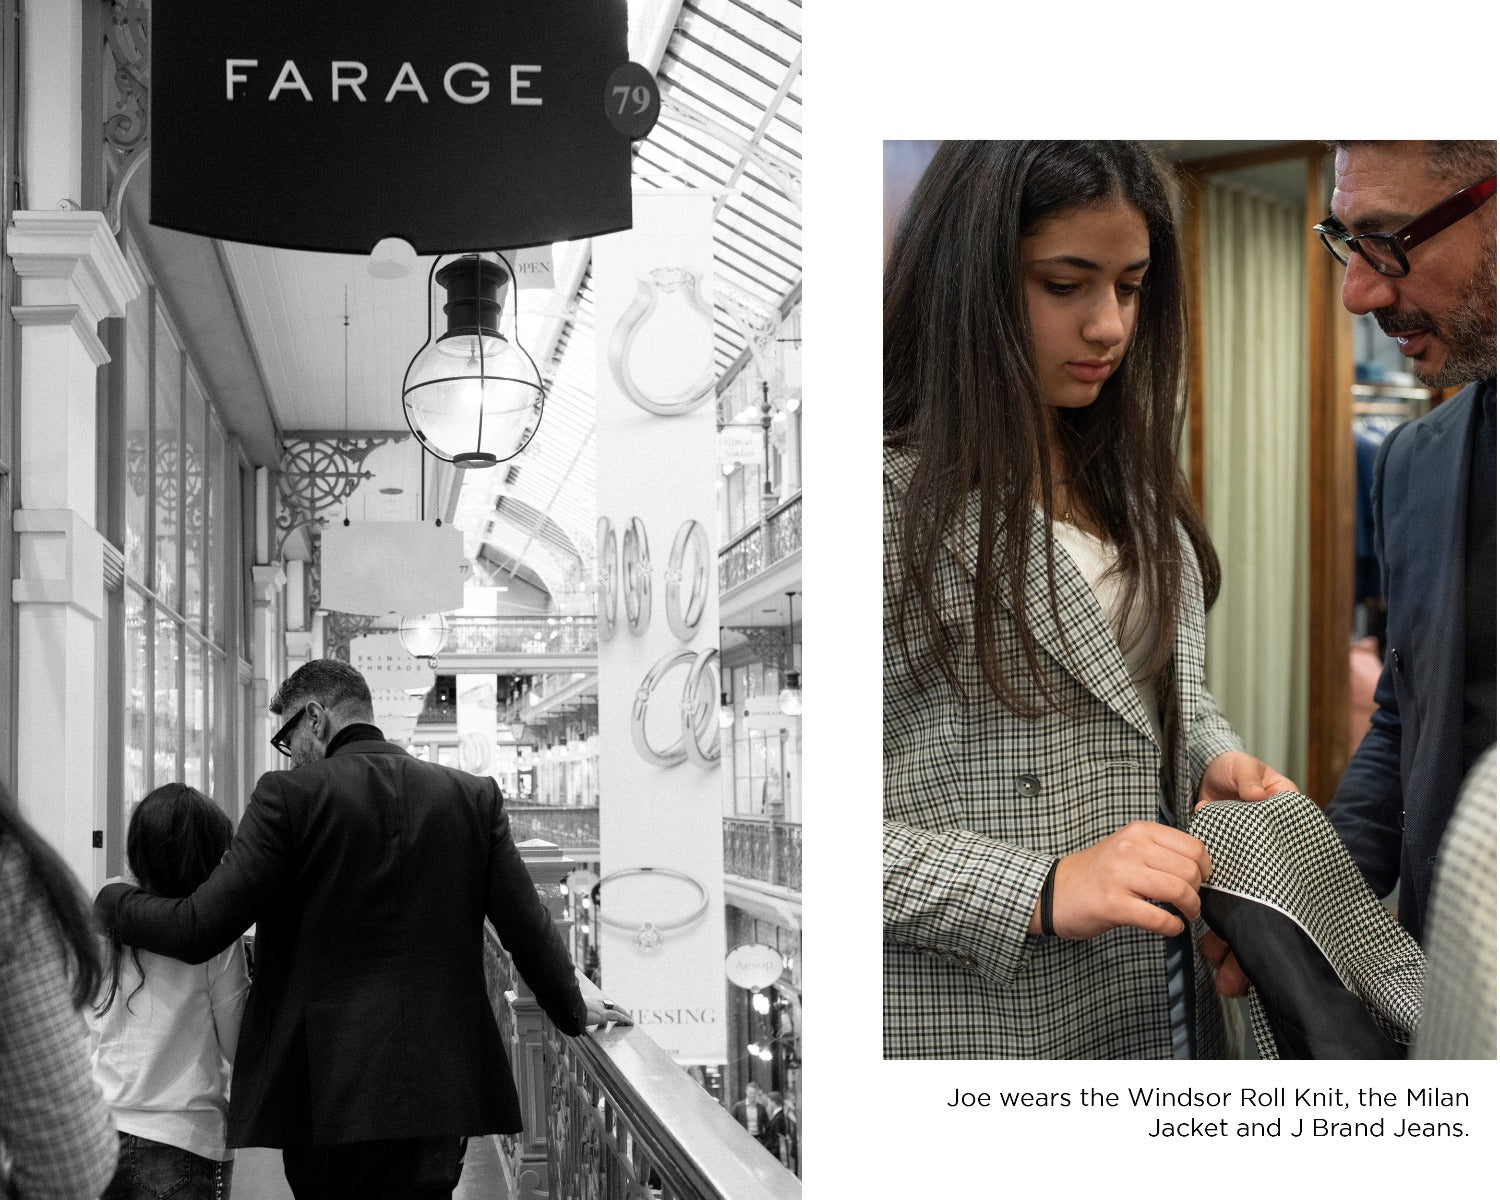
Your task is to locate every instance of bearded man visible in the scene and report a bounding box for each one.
[1318,140,1496,943]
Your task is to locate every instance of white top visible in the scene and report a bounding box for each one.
[1050,519,1163,745]
[89,939,250,1162]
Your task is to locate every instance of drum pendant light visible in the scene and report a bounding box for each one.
[401,252,545,468]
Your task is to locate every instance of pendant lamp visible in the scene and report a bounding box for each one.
[401,252,545,468]
[398,612,448,668]
[777,590,802,716]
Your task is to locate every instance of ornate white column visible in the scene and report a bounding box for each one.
[6,211,140,887]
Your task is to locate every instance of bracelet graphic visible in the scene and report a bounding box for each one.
[621,517,652,634]
[598,866,710,952]
[682,648,721,769]
[632,648,718,768]
[596,516,619,642]
[664,519,711,641]
[606,267,718,417]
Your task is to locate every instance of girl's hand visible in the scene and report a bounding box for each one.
[1195,751,1298,811]
[1032,821,1212,940]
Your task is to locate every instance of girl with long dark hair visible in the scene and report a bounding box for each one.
[883,141,1294,1058]
[92,783,248,1198]
[0,784,118,1196]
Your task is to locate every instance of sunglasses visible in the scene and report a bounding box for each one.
[1314,175,1497,278]
[270,704,310,757]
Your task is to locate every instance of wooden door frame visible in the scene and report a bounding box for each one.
[1179,142,1353,804]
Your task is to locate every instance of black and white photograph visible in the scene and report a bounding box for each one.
[0,2,801,1197]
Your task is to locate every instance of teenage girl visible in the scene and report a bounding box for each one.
[92,783,249,1197]
[883,141,1295,1058]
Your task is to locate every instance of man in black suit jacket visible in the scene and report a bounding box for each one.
[1320,140,1496,942]
[97,659,622,1198]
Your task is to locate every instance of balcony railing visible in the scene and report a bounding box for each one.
[719,492,802,593]
[484,926,800,1200]
[506,804,600,851]
[440,615,600,657]
[723,818,802,891]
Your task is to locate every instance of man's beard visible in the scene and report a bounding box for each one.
[1374,248,1497,387]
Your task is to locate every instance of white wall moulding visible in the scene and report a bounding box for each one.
[5,209,141,321]
[11,509,107,621]
[319,520,467,615]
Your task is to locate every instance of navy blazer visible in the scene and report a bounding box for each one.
[1327,379,1495,940]
[97,735,587,1147]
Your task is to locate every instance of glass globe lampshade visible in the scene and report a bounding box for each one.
[778,671,802,716]
[401,253,545,468]
[398,612,449,666]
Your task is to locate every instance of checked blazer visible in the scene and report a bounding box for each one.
[883,447,1244,1059]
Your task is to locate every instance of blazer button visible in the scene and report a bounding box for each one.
[1015,774,1042,798]
[1390,648,1402,671]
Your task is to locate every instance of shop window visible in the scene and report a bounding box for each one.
[122,287,151,581]
[153,612,180,785]
[152,312,182,613]
[124,586,149,813]
[183,634,206,791]
[182,372,206,627]
[206,414,226,644]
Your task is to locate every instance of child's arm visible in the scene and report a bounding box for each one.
[208,938,251,1067]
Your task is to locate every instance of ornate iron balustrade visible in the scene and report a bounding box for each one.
[506,805,600,851]
[443,616,600,656]
[723,818,802,891]
[719,492,801,592]
[483,929,800,1200]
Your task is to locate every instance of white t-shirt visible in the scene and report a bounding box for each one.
[1050,519,1163,745]
[89,939,250,1162]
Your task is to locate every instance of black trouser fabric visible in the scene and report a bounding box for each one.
[282,1136,467,1200]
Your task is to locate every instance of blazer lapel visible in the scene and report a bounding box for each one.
[939,482,1158,744]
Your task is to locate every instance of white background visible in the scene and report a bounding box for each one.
[797,0,1498,1192]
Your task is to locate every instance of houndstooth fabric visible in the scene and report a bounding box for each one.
[883,448,1244,1059]
[1413,746,1496,1059]
[1189,792,1426,1059]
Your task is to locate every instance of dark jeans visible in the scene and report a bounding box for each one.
[102,1132,233,1200]
[282,1137,466,1200]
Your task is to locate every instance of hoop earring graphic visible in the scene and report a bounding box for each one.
[621,517,652,634]
[607,267,718,417]
[681,648,721,769]
[632,648,718,767]
[664,519,710,641]
[596,517,619,642]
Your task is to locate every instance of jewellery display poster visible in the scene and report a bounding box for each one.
[594,191,727,1063]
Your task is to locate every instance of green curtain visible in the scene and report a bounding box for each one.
[1200,181,1310,786]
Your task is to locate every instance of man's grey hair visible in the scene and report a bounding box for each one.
[270,658,374,718]
[1331,140,1497,187]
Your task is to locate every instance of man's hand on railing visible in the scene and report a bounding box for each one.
[584,996,635,1031]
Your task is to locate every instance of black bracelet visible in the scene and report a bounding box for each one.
[1040,858,1060,938]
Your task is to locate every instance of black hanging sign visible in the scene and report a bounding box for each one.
[150,0,655,254]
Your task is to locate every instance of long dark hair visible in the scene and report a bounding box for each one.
[97,783,233,1014]
[885,140,1219,716]
[0,783,103,1009]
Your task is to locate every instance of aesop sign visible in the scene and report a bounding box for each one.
[151,0,648,253]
